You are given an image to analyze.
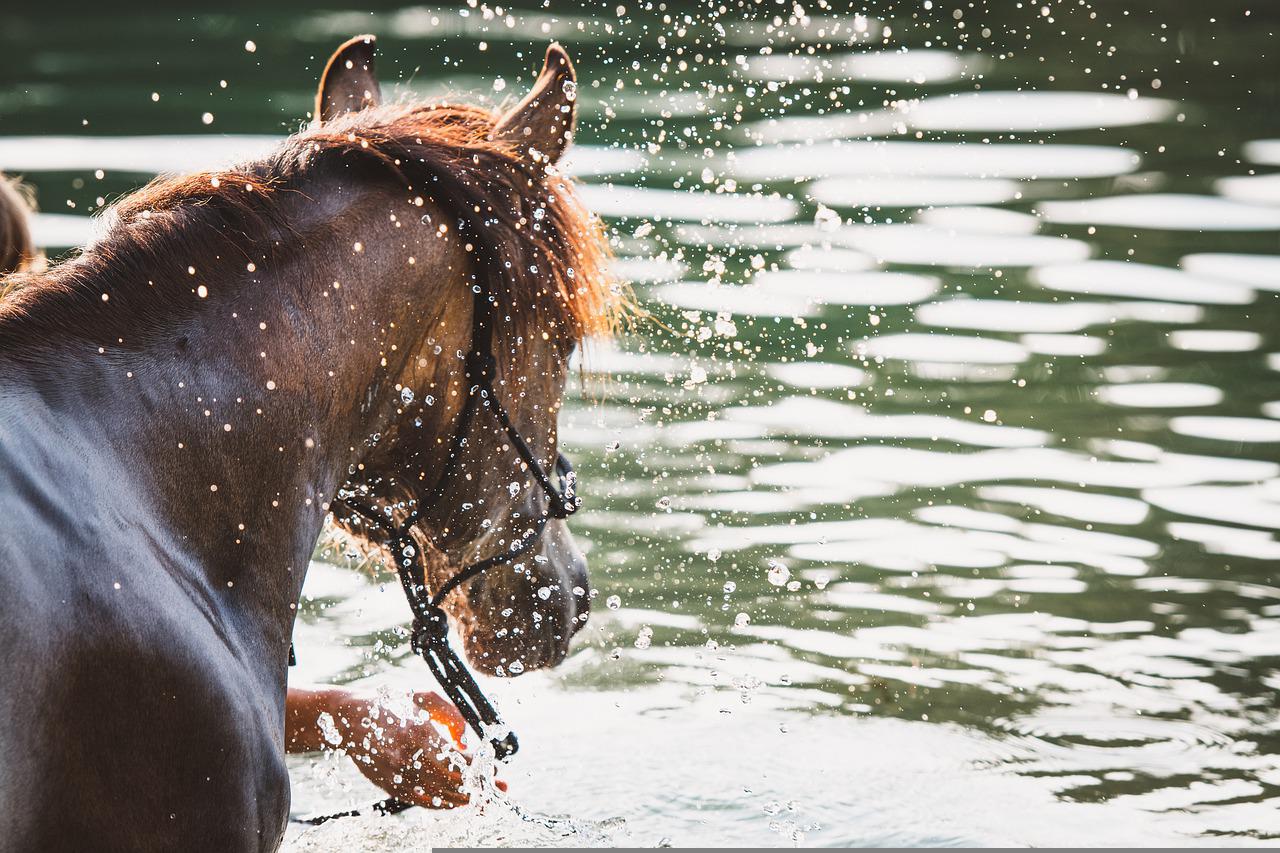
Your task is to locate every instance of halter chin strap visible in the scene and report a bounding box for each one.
[300,271,578,826]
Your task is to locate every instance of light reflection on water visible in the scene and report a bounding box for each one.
[5,1,1280,847]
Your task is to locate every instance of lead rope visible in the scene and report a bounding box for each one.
[296,279,579,826]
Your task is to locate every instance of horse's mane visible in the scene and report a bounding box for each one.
[0,102,623,348]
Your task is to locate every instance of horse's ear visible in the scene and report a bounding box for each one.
[493,43,577,166]
[315,35,381,124]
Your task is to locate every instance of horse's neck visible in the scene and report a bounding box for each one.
[1,192,471,655]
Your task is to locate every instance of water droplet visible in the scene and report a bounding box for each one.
[814,204,842,232]
[316,712,343,747]
[508,660,524,674]
[562,79,578,102]
[734,612,750,628]
[606,594,622,610]
[723,580,736,593]
[400,386,414,405]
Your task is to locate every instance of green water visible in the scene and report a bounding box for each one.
[4,1,1279,846]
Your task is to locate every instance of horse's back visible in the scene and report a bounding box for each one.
[0,423,290,853]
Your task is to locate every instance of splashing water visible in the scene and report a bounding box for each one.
[286,718,633,851]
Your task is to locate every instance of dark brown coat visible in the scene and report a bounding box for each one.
[0,37,618,851]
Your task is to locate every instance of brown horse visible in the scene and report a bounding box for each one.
[0,36,619,851]
[0,172,39,276]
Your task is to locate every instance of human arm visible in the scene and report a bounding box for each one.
[284,686,476,808]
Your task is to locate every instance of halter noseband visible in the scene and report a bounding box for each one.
[299,260,579,823]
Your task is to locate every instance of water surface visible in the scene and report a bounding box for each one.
[4,1,1279,847]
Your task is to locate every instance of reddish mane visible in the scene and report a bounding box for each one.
[0,102,624,348]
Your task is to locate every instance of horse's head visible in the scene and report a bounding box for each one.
[316,37,615,676]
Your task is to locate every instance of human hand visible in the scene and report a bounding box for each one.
[332,691,504,808]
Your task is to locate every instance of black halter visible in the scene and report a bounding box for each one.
[298,267,579,824]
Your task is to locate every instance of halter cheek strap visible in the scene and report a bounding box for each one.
[297,274,579,825]
[343,281,578,752]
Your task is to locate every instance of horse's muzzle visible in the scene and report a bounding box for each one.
[458,518,589,675]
